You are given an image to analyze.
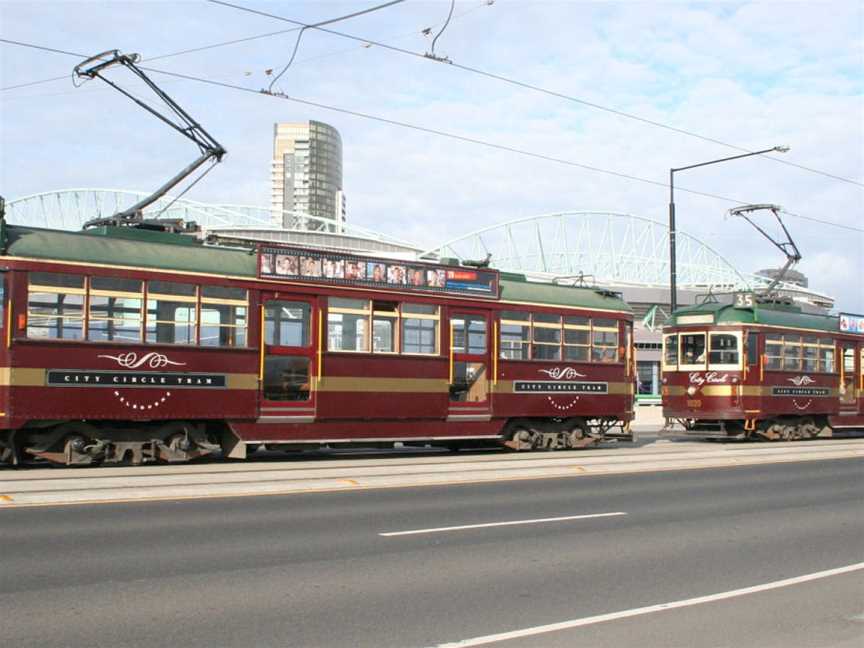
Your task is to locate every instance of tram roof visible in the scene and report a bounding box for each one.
[668,301,841,334]
[2,224,631,314]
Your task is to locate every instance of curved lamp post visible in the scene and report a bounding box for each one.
[668,145,790,312]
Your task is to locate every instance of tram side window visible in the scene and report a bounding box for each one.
[88,277,143,343]
[532,313,562,361]
[265,301,310,347]
[747,332,759,366]
[372,301,398,354]
[263,356,310,402]
[401,303,439,355]
[450,362,488,403]
[765,334,835,372]
[563,316,590,362]
[200,286,248,347]
[146,281,197,345]
[0,279,4,329]
[500,311,530,360]
[27,272,85,340]
[708,333,739,367]
[328,298,370,352]
[663,334,678,369]
[591,319,619,364]
[679,333,706,368]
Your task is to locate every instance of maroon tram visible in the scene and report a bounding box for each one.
[662,296,864,439]
[0,222,635,466]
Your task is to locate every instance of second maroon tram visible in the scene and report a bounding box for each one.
[662,296,864,440]
[0,222,635,466]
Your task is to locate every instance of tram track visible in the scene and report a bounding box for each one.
[1,439,862,508]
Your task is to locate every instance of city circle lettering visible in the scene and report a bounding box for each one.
[47,371,227,388]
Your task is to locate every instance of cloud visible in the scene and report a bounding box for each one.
[1,0,861,311]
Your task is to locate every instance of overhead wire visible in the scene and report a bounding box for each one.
[205,0,864,188]
[136,64,864,234]
[0,37,860,233]
[266,0,407,93]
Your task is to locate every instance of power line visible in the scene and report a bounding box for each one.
[137,64,864,234]
[266,0,407,92]
[206,0,864,188]
[1,38,859,233]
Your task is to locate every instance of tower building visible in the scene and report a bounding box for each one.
[271,121,345,231]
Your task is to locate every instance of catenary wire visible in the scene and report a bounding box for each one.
[266,0,407,92]
[137,65,864,234]
[0,38,859,233]
[205,0,864,188]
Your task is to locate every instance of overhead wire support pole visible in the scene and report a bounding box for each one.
[73,49,226,227]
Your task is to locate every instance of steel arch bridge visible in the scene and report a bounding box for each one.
[419,211,817,296]
[4,189,415,250]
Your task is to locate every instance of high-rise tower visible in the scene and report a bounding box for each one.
[271,121,345,231]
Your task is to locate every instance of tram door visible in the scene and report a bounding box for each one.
[447,310,492,421]
[259,295,318,421]
[839,343,859,414]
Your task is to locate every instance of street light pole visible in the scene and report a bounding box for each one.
[668,145,789,312]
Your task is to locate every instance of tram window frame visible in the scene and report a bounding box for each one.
[563,316,590,363]
[678,332,707,371]
[746,332,760,366]
[88,277,144,343]
[401,303,440,356]
[26,272,86,341]
[327,297,371,353]
[662,334,678,371]
[265,301,311,348]
[452,314,487,355]
[708,331,741,370]
[146,280,198,346]
[764,333,835,373]
[497,312,621,364]
[591,318,619,364]
[532,313,562,361]
[200,286,248,348]
[372,301,399,354]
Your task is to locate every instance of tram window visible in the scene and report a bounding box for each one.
[765,334,783,370]
[27,272,85,340]
[663,334,678,368]
[532,314,561,361]
[819,339,835,373]
[328,298,370,352]
[401,304,439,355]
[500,311,530,360]
[265,301,310,347]
[0,279,4,329]
[200,286,248,348]
[146,281,197,345]
[563,322,590,362]
[747,332,759,366]
[782,334,802,371]
[449,362,487,403]
[679,333,706,368]
[452,316,487,354]
[708,333,739,366]
[801,336,819,372]
[372,302,398,354]
[591,320,619,363]
[89,277,143,343]
[263,356,310,401]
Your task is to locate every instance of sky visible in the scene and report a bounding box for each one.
[1,0,862,311]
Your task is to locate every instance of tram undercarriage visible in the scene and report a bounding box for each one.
[668,415,833,442]
[0,415,633,466]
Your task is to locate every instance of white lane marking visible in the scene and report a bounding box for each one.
[433,561,864,647]
[379,512,627,537]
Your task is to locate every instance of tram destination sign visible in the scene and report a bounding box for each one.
[258,246,499,299]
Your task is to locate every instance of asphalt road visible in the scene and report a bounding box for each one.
[1,459,862,648]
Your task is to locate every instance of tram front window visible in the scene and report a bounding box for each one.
[680,333,706,368]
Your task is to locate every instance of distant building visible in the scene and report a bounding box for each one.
[756,267,808,288]
[271,121,345,231]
